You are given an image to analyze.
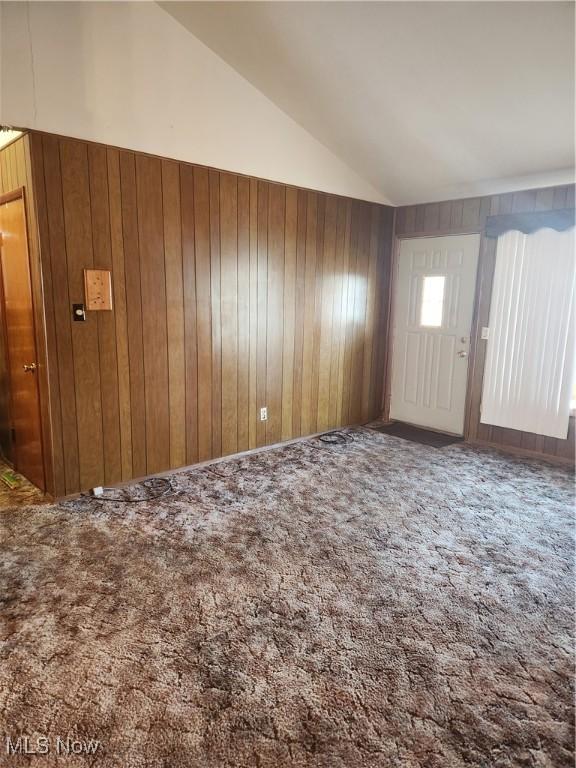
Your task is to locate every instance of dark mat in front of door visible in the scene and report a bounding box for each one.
[369,422,463,448]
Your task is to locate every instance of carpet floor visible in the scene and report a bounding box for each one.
[0,429,573,768]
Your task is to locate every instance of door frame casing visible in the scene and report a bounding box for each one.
[0,186,49,492]
[382,226,484,441]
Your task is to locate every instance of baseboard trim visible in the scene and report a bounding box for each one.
[53,426,573,502]
[55,426,366,502]
[466,438,574,467]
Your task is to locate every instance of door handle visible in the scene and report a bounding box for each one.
[23,363,37,373]
[457,350,468,358]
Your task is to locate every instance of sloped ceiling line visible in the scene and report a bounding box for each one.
[161,1,575,205]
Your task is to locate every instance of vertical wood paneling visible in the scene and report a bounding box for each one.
[424,202,440,232]
[357,204,372,419]
[341,200,357,426]
[462,197,481,229]
[415,204,426,232]
[60,139,104,490]
[106,148,133,481]
[317,195,337,431]
[348,201,369,426]
[361,205,380,421]
[88,144,121,486]
[553,186,568,209]
[479,197,491,228]
[119,151,146,479]
[535,188,555,211]
[281,188,297,441]
[450,200,464,229]
[512,189,537,213]
[193,167,212,461]
[220,173,238,456]
[438,201,452,231]
[310,195,325,433]
[256,180,269,447]
[300,192,317,436]
[237,177,250,452]
[292,190,308,437]
[8,129,574,493]
[248,178,259,449]
[136,155,170,474]
[266,183,285,445]
[19,130,397,495]
[41,135,80,494]
[336,201,353,426]
[161,160,186,468]
[209,171,222,458]
[329,199,348,427]
[181,165,199,465]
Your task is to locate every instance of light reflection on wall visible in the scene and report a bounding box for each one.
[322,272,369,330]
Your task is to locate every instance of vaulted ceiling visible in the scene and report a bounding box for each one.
[162,1,575,205]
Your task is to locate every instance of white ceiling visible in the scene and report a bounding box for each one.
[162,1,575,206]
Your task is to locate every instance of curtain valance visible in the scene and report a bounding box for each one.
[485,208,574,238]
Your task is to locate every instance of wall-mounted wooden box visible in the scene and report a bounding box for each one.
[84,269,113,311]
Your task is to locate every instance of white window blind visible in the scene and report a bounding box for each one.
[480,227,576,439]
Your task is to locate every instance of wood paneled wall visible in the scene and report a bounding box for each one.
[394,185,576,464]
[395,186,575,239]
[4,129,569,492]
[0,135,53,483]
[24,131,394,497]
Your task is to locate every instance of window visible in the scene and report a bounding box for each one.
[420,275,445,327]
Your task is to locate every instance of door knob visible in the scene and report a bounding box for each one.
[23,363,37,373]
[457,350,468,358]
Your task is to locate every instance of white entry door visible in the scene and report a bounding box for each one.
[390,234,480,435]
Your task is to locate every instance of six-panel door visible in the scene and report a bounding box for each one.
[390,234,480,435]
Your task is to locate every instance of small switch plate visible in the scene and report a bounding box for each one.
[481,326,490,340]
[73,303,86,322]
[260,407,268,422]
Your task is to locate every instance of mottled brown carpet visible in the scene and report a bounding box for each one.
[0,429,573,767]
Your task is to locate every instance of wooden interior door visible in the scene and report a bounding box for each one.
[390,234,480,435]
[0,194,45,489]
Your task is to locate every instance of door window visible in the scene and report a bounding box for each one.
[420,275,445,327]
